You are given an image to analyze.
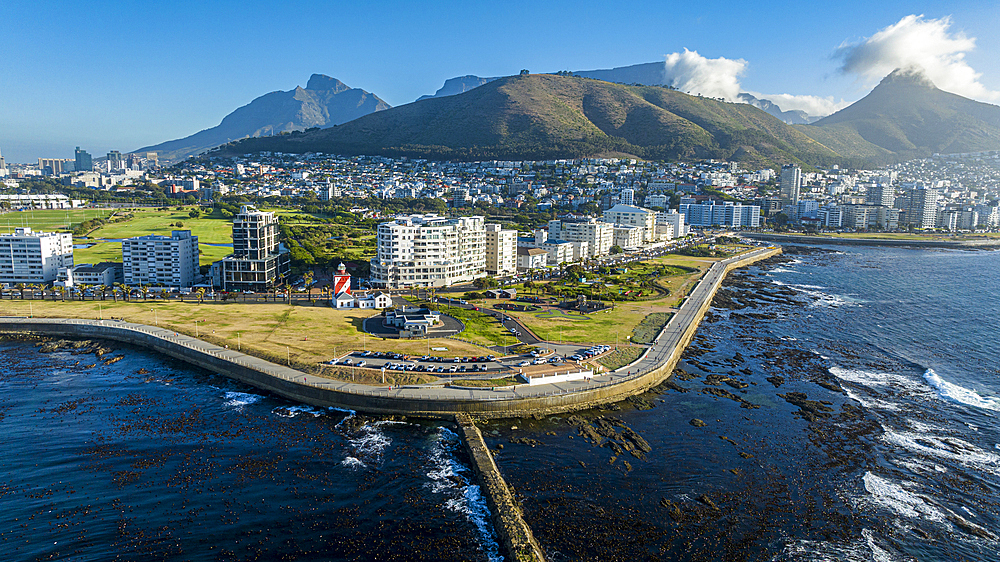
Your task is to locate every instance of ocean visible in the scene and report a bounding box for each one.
[2,244,998,561]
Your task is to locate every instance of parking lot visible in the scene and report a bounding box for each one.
[326,343,615,380]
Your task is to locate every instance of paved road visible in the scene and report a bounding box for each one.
[0,247,778,403]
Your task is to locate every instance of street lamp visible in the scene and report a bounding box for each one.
[150,308,157,326]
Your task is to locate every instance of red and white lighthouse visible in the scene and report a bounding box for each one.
[333,262,352,296]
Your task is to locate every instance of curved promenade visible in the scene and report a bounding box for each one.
[0,247,780,419]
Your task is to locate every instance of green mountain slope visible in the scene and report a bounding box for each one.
[216,74,839,168]
[797,69,1000,162]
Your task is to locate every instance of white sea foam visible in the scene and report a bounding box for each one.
[773,528,906,562]
[341,456,365,469]
[346,420,403,463]
[844,387,900,411]
[828,367,926,393]
[424,427,502,562]
[860,472,946,522]
[923,369,1000,412]
[223,391,262,409]
[769,267,801,274]
[881,428,1000,477]
[272,404,328,418]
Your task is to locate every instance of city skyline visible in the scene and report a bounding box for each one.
[2,1,999,163]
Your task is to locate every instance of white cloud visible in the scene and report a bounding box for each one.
[662,49,746,101]
[835,14,999,101]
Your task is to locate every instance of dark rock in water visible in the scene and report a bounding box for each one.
[626,395,656,410]
[719,435,739,448]
[697,494,719,511]
[103,355,124,365]
[510,437,542,447]
[136,368,150,374]
[778,392,835,422]
[659,498,683,522]
[816,379,844,393]
[622,428,651,455]
[701,386,760,409]
[690,418,708,427]
[766,375,785,387]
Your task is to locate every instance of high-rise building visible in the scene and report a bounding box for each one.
[370,214,486,288]
[0,148,6,175]
[216,205,290,291]
[603,204,656,242]
[122,230,199,287]
[0,227,74,284]
[618,188,635,206]
[679,201,761,228]
[547,218,614,257]
[897,186,939,229]
[74,147,93,172]
[866,184,895,207]
[38,158,72,175]
[107,150,124,171]
[779,164,802,208]
[484,223,517,276]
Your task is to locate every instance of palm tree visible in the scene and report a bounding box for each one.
[78,284,90,301]
[100,285,109,301]
[53,285,65,301]
[195,287,206,304]
[303,271,314,300]
[140,285,149,301]
[158,288,168,301]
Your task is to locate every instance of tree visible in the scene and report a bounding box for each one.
[189,209,201,219]
[610,245,623,255]
[520,69,529,75]
[195,287,206,304]
[473,276,498,290]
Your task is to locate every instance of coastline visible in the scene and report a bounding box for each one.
[0,247,780,419]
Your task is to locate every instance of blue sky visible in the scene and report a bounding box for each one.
[2,0,998,163]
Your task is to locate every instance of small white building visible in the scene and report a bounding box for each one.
[333,290,393,309]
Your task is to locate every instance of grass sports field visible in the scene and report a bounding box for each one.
[0,208,111,234]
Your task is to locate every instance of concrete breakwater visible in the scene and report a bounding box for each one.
[455,413,545,562]
[0,247,779,419]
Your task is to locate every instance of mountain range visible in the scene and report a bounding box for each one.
[419,62,822,124]
[136,74,389,163]
[213,69,1000,169]
[214,73,840,168]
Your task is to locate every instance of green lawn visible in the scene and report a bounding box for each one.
[436,305,519,347]
[0,208,112,234]
[597,346,645,370]
[85,207,234,243]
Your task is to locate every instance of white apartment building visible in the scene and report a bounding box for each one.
[656,210,688,238]
[547,218,613,257]
[484,223,517,276]
[518,230,578,265]
[603,204,656,243]
[122,230,199,287]
[370,214,487,288]
[0,227,74,284]
[644,194,669,208]
[613,226,644,249]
